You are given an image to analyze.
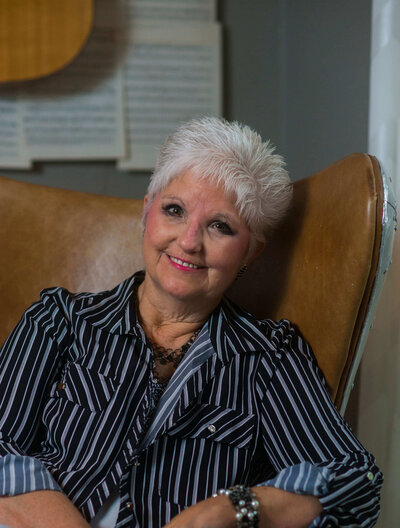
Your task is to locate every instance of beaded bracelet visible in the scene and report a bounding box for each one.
[212,484,259,528]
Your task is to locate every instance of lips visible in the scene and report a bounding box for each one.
[168,255,205,270]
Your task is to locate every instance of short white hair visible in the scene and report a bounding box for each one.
[145,117,292,242]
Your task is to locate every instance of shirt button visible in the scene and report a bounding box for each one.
[208,424,216,433]
[126,501,134,511]
[57,382,66,390]
[133,460,141,466]
[367,471,374,481]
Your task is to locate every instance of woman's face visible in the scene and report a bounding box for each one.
[142,170,255,308]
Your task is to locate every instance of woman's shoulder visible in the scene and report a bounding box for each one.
[222,295,297,338]
[221,296,314,362]
[33,271,144,324]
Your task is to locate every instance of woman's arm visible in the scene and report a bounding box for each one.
[163,487,321,528]
[0,491,91,528]
[0,296,69,460]
[0,294,74,521]
[255,320,382,526]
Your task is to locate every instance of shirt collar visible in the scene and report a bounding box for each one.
[208,296,266,363]
[75,271,144,337]
[76,270,265,360]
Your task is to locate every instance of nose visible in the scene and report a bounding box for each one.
[177,221,203,253]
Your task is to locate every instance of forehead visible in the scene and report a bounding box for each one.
[160,170,237,208]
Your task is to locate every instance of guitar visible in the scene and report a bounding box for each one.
[0,0,94,83]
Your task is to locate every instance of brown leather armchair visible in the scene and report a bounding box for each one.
[0,153,396,413]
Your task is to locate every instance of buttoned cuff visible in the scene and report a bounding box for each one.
[256,462,339,528]
[0,454,62,496]
[257,461,331,497]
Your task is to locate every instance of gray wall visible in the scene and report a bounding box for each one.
[283,0,372,180]
[220,0,284,149]
[1,0,372,189]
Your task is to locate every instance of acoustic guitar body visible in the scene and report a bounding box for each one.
[0,0,94,83]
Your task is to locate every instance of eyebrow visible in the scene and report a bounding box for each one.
[161,194,240,224]
[212,213,236,224]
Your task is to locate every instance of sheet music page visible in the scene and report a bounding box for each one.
[121,0,216,26]
[118,23,221,170]
[0,90,31,169]
[19,28,125,160]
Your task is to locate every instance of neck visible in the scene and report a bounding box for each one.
[136,279,217,348]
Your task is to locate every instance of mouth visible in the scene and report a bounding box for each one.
[168,255,206,270]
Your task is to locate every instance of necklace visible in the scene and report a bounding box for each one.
[133,285,201,368]
[148,328,201,367]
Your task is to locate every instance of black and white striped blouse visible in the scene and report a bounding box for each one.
[0,272,382,527]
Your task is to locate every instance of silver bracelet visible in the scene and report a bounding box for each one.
[212,484,259,527]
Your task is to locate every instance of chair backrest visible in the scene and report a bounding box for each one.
[0,178,144,346]
[229,153,396,412]
[0,153,395,412]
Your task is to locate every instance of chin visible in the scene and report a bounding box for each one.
[165,278,231,306]
[162,282,204,301]
[163,273,216,301]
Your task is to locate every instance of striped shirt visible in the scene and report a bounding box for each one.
[0,272,382,527]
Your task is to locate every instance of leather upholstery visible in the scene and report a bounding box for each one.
[0,153,383,409]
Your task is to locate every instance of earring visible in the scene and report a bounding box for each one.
[236,264,248,279]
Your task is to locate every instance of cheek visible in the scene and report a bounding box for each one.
[142,219,161,265]
[143,207,165,247]
[143,205,157,236]
[212,238,249,272]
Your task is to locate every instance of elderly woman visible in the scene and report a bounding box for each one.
[0,117,381,528]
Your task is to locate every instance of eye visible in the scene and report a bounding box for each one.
[163,204,184,217]
[211,221,234,235]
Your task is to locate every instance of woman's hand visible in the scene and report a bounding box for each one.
[164,486,322,528]
[163,494,236,528]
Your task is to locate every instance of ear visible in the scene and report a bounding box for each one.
[142,194,149,218]
[246,239,266,265]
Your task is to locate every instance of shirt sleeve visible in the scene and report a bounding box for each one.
[0,454,62,496]
[0,291,71,496]
[256,319,383,528]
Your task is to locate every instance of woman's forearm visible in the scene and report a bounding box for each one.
[254,486,322,528]
[0,490,91,528]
